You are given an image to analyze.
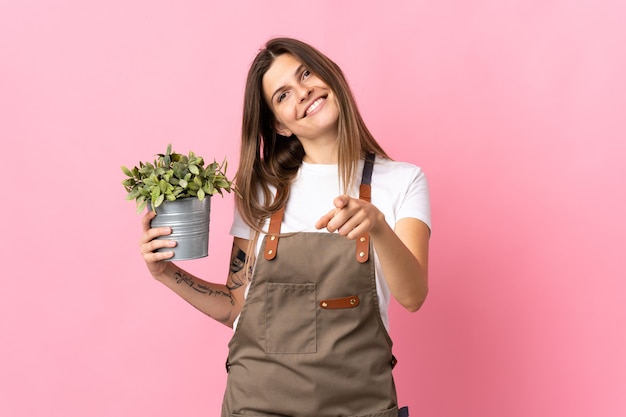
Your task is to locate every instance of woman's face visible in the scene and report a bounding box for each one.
[262,53,339,143]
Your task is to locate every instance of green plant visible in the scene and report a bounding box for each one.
[122,144,234,213]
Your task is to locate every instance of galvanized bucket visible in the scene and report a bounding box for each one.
[149,197,211,261]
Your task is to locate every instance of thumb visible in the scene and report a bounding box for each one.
[334,195,349,209]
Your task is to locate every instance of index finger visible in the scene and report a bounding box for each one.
[315,208,337,230]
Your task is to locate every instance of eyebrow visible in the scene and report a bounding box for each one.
[270,64,306,103]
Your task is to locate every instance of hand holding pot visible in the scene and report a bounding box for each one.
[140,211,176,277]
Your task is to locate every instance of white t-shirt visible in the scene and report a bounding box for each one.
[230,157,431,330]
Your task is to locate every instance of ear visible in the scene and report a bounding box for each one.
[274,120,292,137]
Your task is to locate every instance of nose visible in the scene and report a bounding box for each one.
[298,85,313,103]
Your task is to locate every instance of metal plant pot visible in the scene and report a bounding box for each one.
[149,197,211,261]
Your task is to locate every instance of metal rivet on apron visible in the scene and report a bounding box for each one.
[359,251,365,258]
[350,298,357,305]
[359,237,366,242]
[267,249,273,255]
[321,301,328,308]
[270,236,276,241]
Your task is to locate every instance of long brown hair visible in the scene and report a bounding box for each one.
[236,37,389,231]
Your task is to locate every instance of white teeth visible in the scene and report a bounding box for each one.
[305,98,323,115]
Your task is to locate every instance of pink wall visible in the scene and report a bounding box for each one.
[1,1,624,416]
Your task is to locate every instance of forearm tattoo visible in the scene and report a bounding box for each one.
[173,271,234,305]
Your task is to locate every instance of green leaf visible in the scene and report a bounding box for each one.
[126,189,140,200]
[121,166,133,177]
[137,200,148,213]
[121,178,135,188]
[197,188,205,200]
[215,179,231,189]
[150,186,160,202]
[203,182,215,195]
[189,165,200,175]
[159,179,168,193]
[153,193,165,208]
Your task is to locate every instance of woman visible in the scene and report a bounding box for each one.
[139,38,431,417]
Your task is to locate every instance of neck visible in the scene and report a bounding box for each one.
[299,135,339,164]
[301,145,338,164]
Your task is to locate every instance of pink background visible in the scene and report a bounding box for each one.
[1,1,625,416]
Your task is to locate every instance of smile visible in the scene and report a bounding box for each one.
[304,97,325,117]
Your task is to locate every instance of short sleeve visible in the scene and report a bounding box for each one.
[396,166,432,232]
[229,204,253,239]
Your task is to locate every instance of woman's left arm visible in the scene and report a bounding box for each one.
[316,196,429,312]
[370,216,429,312]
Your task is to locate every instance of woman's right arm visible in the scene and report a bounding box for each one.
[139,210,253,328]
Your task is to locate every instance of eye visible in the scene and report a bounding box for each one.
[302,69,311,80]
[277,91,288,103]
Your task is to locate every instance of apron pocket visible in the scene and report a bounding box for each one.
[265,282,316,353]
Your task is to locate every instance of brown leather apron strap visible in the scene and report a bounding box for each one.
[355,152,375,263]
[264,205,284,260]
